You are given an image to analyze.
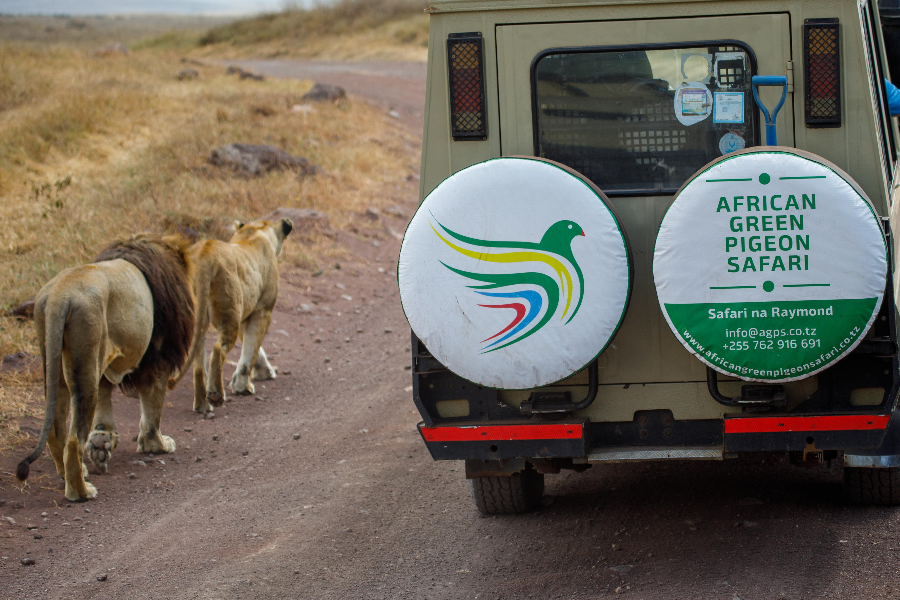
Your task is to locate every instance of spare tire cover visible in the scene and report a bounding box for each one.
[399,157,632,390]
[654,148,887,383]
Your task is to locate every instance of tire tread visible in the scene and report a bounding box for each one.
[469,468,544,515]
[843,466,900,506]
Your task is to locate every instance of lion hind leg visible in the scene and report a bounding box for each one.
[251,346,277,381]
[207,317,239,406]
[137,379,176,454]
[193,345,211,414]
[64,437,97,501]
[86,378,117,474]
[231,310,272,394]
[47,380,71,480]
[62,356,100,501]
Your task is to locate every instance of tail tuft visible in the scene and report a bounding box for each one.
[167,377,178,390]
[16,459,31,482]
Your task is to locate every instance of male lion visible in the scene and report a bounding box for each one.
[16,234,194,501]
[170,218,292,414]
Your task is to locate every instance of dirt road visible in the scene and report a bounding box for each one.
[227,60,427,134]
[3,61,900,600]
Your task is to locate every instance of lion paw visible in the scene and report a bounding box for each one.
[229,373,255,395]
[86,430,118,474]
[137,433,176,454]
[207,390,225,407]
[65,480,97,502]
[252,363,277,381]
[193,399,213,414]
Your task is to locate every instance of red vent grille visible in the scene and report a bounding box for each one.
[804,19,841,127]
[448,33,487,140]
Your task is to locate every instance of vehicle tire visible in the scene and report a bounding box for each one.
[843,466,900,506]
[468,466,544,515]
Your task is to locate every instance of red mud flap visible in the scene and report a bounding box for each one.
[724,414,891,452]
[418,421,588,461]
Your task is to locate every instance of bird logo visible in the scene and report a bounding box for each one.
[430,215,585,353]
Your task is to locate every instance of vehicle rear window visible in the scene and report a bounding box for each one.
[533,44,758,195]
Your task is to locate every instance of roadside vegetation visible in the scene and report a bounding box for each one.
[0,7,423,448]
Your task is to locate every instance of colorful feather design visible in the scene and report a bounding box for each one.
[432,216,585,352]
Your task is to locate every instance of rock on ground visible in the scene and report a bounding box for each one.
[302,83,346,102]
[382,205,406,218]
[208,144,320,178]
[1,351,38,373]
[177,69,199,81]
[7,298,35,320]
[226,65,264,81]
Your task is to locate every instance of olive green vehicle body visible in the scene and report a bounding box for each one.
[415,0,900,423]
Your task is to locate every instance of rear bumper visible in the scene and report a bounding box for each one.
[418,413,894,462]
[419,422,588,460]
[723,414,890,452]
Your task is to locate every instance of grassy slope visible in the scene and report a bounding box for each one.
[184,0,430,61]
[0,8,423,447]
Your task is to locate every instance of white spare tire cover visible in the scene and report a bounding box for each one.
[398,157,632,390]
[654,147,887,383]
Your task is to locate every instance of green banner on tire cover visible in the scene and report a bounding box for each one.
[654,148,887,383]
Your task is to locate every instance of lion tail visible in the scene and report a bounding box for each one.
[168,261,211,390]
[17,297,68,481]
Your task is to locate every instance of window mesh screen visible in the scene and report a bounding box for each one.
[534,46,757,194]
[804,20,841,127]
[448,34,487,140]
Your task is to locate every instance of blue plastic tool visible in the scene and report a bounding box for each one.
[751,75,788,146]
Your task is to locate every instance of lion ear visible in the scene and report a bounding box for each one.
[281,218,293,237]
[234,220,244,231]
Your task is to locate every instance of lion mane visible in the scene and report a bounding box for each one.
[93,234,195,393]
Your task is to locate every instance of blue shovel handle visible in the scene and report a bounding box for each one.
[751,75,788,146]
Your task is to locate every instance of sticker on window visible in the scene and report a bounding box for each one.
[714,52,747,89]
[681,53,713,84]
[718,131,745,155]
[674,82,712,126]
[714,92,745,124]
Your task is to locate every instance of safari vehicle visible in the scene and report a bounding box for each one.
[400,0,900,513]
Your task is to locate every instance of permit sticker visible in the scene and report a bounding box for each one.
[674,83,712,126]
[718,132,745,155]
[653,149,887,383]
[714,92,744,124]
[682,90,709,115]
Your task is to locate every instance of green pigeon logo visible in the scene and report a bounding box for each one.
[430,215,585,352]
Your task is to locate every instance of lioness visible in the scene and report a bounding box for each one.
[170,218,292,413]
[17,234,194,501]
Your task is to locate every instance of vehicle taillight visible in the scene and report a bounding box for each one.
[447,32,487,141]
[804,18,841,127]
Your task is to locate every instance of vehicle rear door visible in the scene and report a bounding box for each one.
[495,14,793,385]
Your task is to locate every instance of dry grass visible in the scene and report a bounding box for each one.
[0,370,42,454]
[181,0,430,61]
[0,41,420,445]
